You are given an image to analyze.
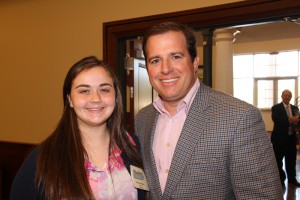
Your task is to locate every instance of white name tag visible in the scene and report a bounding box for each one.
[130,165,149,191]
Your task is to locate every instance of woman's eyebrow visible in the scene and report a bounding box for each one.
[75,83,113,89]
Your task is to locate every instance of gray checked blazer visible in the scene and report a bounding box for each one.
[135,81,282,200]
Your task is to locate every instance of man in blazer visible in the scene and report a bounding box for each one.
[135,22,282,199]
[271,89,300,187]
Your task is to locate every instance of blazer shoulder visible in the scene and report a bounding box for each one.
[272,103,283,110]
[291,104,299,110]
[199,84,255,111]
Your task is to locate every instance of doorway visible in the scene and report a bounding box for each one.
[103,0,300,133]
[123,38,157,133]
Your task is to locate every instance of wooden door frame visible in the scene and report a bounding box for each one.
[103,0,300,132]
[103,0,300,75]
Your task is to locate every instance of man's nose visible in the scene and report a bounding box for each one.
[161,59,172,74]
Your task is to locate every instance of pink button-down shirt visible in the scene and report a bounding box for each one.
[152,79,200,192]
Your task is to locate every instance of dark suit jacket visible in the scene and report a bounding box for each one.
[271,102,299,144]
[135,81,282,200]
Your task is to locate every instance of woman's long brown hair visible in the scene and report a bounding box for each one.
[35,56,142,199]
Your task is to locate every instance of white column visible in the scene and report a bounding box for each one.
[214,28,234,95]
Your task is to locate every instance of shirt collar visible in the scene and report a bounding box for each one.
[282,102,290,108]
[153,79,200,115]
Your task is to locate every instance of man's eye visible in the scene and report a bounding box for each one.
[171,55,182,60]
[149,58,160,65]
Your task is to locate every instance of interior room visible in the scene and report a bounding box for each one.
[0,0,300,199]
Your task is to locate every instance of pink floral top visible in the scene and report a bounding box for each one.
[84,145,137,200]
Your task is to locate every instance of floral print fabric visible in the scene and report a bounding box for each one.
[85,145,137,200]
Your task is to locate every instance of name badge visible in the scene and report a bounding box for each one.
[130,165,149,191]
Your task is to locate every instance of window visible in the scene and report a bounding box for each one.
[233,50,299,109]
[254,78,296,109]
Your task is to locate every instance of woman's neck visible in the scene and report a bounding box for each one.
[80,125,111,169]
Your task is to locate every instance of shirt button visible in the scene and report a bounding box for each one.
[165,169,169,173]
[166,143,170,147]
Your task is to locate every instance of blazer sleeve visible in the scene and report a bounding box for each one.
[231,106,282,199]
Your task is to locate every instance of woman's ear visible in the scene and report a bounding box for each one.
[68,95,73,107]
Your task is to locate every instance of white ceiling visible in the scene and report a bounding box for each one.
[234,19,300,43]
[195,18,300,45]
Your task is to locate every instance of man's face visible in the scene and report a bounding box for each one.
[145,31,199,106]
[282,91,292,104]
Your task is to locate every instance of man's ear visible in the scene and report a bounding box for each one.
[193,57,199,73]
[68,95,73,107]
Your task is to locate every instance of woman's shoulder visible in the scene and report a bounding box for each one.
[10,146,43,199]
[17,146,40,171]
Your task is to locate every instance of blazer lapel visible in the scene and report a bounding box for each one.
[162,83,211,199]
[280,102,289,117]
[143,108,164,198]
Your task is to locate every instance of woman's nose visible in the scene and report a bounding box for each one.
[90,92,101,103]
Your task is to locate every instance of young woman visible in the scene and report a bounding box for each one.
[10,56,146,200]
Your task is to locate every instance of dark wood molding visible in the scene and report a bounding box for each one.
[103,0,300,73]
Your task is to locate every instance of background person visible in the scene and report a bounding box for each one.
[135,21,282,199]
[271,89,300,187]
[10,56,146,200]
